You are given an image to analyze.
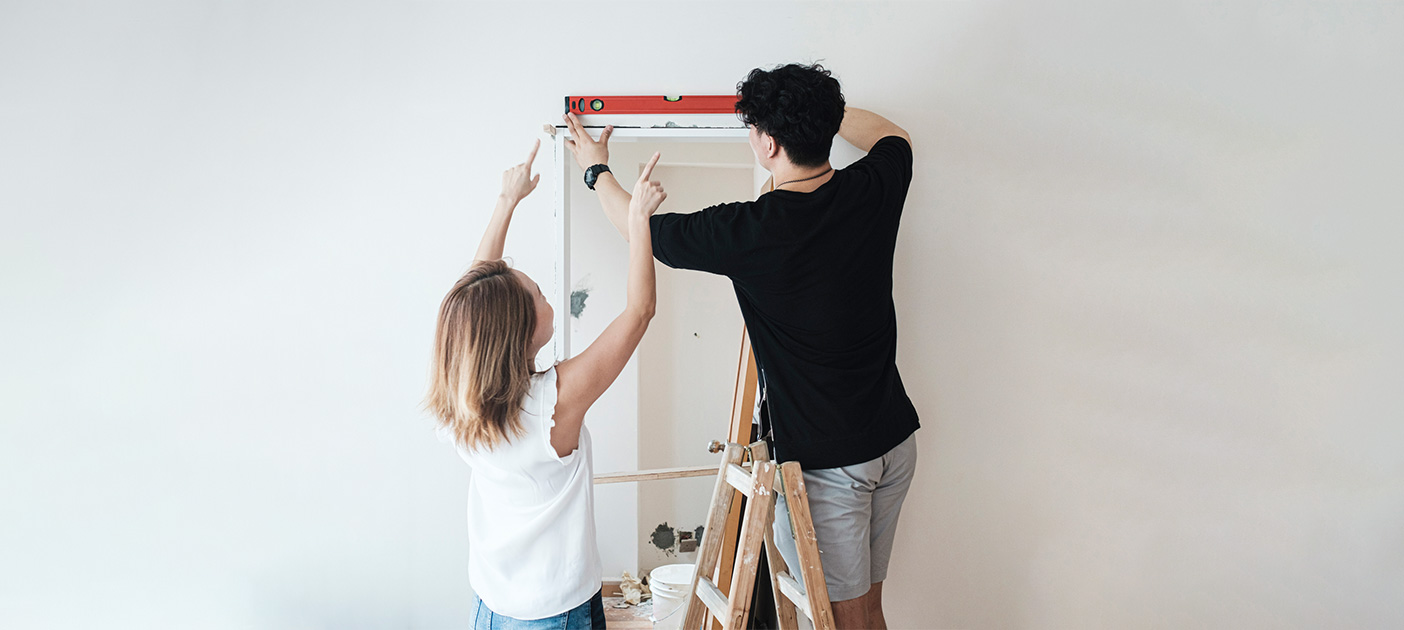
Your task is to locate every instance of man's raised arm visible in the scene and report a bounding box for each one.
[564,112,634,242]
[838,107,911,152]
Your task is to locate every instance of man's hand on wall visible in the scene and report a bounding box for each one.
[563,112,613,169]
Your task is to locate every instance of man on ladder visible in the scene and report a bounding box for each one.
[567,63,919,630]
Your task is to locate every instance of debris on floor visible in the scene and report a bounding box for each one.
[619,570,651,605]
[602,595,653,629]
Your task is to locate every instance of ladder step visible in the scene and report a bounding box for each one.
[725,463,755,497]
[776,572,812,620]
[696,577,729,620]
[680,447,833,630]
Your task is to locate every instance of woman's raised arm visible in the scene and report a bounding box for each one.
[472,139,541,265]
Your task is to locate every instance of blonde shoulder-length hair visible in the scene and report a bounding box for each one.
[425,259,539,451]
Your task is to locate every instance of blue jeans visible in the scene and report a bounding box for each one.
[470,590,605,630]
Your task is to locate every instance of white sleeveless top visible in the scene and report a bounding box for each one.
[456,367,601,619]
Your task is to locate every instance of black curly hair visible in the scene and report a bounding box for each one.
[735,63,846,168]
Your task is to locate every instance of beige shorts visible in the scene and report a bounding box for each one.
[771,432,918,602]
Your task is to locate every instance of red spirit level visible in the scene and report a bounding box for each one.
[564,95,738,116]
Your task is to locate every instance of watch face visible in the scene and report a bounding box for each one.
[584,165,608,189]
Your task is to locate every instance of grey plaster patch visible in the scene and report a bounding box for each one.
[649,523,676,552]
[570,288,590,319]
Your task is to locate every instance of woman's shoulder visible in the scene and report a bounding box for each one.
[528,365,558,401]
[460,366,566,464]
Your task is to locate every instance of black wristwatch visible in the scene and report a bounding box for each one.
[583,164,611,190]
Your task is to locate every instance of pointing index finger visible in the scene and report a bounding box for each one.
[638,151,661,183]
[525,138,540,167]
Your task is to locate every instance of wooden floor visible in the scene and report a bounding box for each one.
[602,596,654,629]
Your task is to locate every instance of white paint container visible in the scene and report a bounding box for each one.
[649,563,696,630]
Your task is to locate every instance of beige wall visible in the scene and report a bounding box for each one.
[634,161,752,574]
[567,140,753,576]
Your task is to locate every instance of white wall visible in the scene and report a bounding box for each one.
[2,1,1401,628]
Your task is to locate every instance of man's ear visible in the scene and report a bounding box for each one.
[762,133,781,161]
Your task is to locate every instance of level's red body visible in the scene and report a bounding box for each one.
[565,95,738,115]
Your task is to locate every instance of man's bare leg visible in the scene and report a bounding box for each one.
[831,593,871,629]
[867,581,888,630]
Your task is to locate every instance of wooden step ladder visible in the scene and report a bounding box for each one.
[681,440,835,630]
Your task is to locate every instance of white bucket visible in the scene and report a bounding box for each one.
[649,563,696,630]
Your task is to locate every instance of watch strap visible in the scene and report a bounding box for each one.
[584,164,610,190]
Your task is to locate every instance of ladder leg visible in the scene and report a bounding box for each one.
[682,444,745,630]
[764,524,801,630]
[780,462,836,630]
[752,439,800,629]
[722,460,777,629]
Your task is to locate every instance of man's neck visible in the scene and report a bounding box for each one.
[771,161,835,192]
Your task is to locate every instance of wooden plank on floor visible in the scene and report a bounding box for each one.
[594,465,716,484]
